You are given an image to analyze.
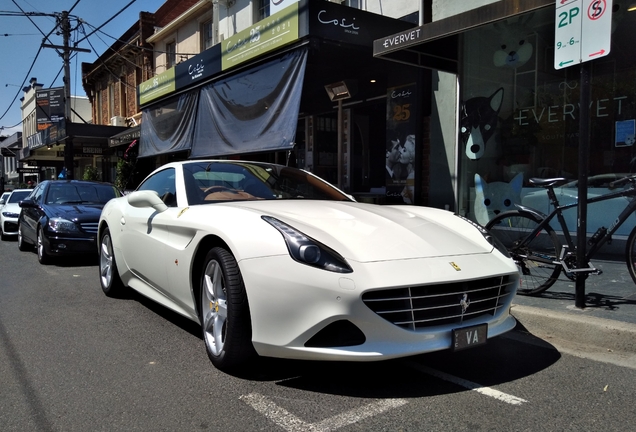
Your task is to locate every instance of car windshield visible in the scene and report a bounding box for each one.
[183,161,353,204]
[45,183,121,204]
[8,191,30,203]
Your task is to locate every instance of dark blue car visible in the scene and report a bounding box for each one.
[18,180,122,264]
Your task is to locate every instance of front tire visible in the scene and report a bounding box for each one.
[17,223,30,251]
[200,247,255,370]
[99,227,125,297]
[37,226,50,265]
[626,225,636,286]
[486,211,562,295]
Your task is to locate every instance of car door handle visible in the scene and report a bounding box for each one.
[120,216,126,226]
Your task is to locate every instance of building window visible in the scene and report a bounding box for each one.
[95,90,102,125]
[120,76,128,117]
[166,41,176,69]
[108,85,115,120]
[258,0,269,21]
[202,19,213,50]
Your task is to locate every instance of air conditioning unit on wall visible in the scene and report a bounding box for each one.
[110,116,126,127]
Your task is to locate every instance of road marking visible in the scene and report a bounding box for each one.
[404,361,528,406]
[240,393,408,432]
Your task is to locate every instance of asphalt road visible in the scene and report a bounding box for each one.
[1,238,635,431]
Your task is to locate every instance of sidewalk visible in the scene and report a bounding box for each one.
[509,258,636,354]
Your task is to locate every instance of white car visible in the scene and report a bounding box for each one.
[98,160,519,371]
[1,189,32,240]
[0,192,10,215]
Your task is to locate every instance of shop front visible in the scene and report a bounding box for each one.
[19,121,128,183]
[375,0,636,247]
[138,0,431,204]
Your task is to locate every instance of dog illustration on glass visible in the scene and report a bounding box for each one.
[473,172,523,226]
[492,15,534,69]
[460,88,504,161]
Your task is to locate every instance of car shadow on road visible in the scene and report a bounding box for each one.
[114,283,562,399]
[229,322,561,399]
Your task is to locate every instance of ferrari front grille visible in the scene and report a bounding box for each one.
[361,275,515,331]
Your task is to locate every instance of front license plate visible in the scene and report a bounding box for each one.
[452,324,488,351]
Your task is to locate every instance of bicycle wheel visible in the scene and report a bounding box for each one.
[626,225,636,286]
[485,211,562,295]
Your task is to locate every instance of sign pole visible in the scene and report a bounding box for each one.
[554,0,612,308]
[576,62,591,308]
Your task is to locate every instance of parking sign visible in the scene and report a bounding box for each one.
[554,0,613,70]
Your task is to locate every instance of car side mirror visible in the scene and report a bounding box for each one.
[18,199,37,208]
[127,190,168,213]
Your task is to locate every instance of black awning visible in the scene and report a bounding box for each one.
[109,125,141,147]
[373,0,552,72]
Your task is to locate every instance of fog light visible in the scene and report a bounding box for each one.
[58,244,67,249]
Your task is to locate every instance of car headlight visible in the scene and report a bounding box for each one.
[262,216,353,273]
[455,214,511,258]
[2,212,19,218]
[48,217,80,233]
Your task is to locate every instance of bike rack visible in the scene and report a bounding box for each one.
[559,245,601,275]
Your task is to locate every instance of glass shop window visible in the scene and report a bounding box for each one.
[458,4,636,238]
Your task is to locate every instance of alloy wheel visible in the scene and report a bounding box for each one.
[201,259,228,356]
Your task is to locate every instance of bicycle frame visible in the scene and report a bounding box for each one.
[515,182,636,266]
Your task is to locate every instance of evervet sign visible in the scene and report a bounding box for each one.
[373,28,423,56]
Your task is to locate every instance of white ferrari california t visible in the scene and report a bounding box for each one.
[98,160,519,371]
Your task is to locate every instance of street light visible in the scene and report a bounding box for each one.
[325,81,354,190]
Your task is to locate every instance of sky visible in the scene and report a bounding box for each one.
[0,0,164,137]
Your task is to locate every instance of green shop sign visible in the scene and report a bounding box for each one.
[222,3,299,70]
[138,68,176,105]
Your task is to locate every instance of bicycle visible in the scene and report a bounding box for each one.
[484,174,636,295]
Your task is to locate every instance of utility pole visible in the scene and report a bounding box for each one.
[42,11,90,180]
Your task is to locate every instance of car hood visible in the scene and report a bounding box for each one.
[46,203,105,221]
[2,203,21,214]
[232,200,492,262]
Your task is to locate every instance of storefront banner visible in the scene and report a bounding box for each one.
[139,90,198,158]
[385,83,418,204]
[309,0,415,47]
[191,48,307,158]
[27,119,66,150]
[138,68,176,106]
[221,2,299,71]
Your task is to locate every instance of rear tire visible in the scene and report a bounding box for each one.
[200,247,255,371]
[99,227,125,297]
[486,211,562,295]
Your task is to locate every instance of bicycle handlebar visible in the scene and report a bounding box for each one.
[609,174,636,189]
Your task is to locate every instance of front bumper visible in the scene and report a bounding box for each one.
[2,219,19,235]
[239,252,519,361]
[43,234,97,256]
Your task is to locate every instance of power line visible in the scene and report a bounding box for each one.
[83,21,200,57]
[0,44,43,123]
[9,1,63,56]
[75,0,138,45]
[80,25,138,90]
